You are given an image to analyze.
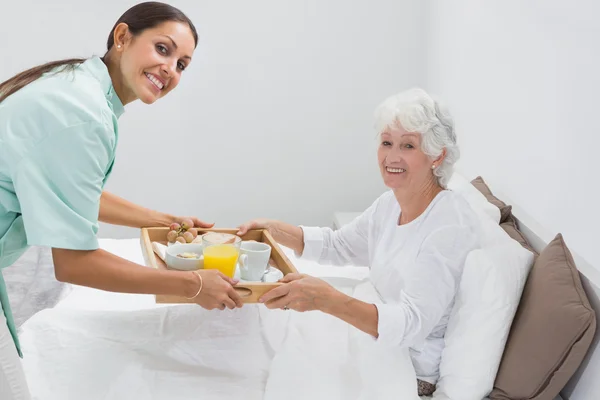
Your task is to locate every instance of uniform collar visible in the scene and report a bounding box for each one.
[82,56,125,119]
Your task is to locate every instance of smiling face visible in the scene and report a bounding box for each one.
[377,125,438,192]
[115,21,196,104]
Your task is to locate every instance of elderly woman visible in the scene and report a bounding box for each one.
[237,88,481,396]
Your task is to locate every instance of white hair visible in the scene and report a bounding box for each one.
[373,87,459,188]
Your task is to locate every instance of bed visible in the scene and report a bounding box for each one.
[7,173,590,400]
[11,239,565,400]
[16,238,428,400]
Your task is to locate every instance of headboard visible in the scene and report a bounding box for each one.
[494,189,600,400]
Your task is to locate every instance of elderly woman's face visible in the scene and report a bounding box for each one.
[377,126,434,190]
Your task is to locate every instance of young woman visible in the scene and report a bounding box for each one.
[0,3,242,398]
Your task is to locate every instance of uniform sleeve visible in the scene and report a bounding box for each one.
[374,225,477,348]
[298,196,383,266]
[12,122,114,250]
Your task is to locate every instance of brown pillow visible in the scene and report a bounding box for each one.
[471,176,513,223]
[490,234,596,400]
[500,215,538,256]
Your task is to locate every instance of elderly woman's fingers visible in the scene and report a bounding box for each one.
[259,283,291,304]
[237,218,276,236]
[236,222,252,236]
[278,273,304,283]
[264,295,291,310]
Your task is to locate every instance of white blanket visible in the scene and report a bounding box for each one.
[18,239,420,400]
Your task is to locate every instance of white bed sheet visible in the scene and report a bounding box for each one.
[4,246,72,327]
[18,239,420,400]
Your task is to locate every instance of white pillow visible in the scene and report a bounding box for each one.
[447,173,501,224]
[433,218,535,400]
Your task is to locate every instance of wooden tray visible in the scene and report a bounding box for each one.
[140,227,298,303]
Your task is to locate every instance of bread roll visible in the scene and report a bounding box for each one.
[200,232,239,245]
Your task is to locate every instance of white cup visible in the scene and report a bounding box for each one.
[238,241,271,281]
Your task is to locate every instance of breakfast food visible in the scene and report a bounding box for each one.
[167,219,198,244]
[201,232,238,245]
[182,231,194,243]
[176,252,201,259]
[166,230,178,242]
[192,235,203,244]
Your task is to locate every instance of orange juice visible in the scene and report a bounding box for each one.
[203,244,239,277]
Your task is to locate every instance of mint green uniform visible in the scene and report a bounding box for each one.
[0,56,124,355]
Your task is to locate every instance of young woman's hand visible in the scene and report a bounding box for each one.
[189,270,243,310]
[175,216,215,229]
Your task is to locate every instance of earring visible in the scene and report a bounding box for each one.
[117,45,121,49]
[431,165,436,169]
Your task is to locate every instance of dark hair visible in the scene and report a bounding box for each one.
[0,2,198,103]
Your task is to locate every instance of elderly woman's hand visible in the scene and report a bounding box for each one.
[237,220,305,255]
[259,273,339,312]
[236,218,276,236]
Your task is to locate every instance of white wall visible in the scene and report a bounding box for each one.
[424,2,599,399]
[425,0,599,276]
[0,0,426,238]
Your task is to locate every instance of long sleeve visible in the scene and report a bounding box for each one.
[299,196,384,267]
[374,225,477,348]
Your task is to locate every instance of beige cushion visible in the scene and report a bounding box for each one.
[470,176,536,254]
[500,216,538,256]
[471,176,513,223]
[490,234,596,400]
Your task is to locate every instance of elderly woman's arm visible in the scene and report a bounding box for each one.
[260,273,380,336]
[238,220,305,254]
[261,225,476,346]
[370,226,475,346]
[238,194,386,267]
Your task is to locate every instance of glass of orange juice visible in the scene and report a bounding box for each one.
[202,233,242,278]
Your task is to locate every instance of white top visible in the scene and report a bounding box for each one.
[300,190,481,383]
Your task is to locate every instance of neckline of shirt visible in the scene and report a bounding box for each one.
[394,189,450,229]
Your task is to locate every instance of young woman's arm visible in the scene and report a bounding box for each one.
[99,191,214,229]
[52,248,243,309]
[15,123,238,310]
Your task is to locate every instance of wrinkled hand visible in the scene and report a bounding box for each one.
[194,270,243,310]
[259,273,337,312]
[236,218,275,236]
